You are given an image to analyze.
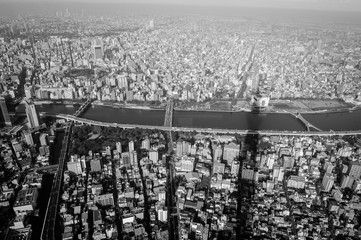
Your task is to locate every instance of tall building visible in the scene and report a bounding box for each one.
[266,180,275,193]
[12,141,23,152]
[267,156,275,169]
[282,155,294,169]
[176,141,183,156]
[223,142,240,164]
[231,160,240,176]
[93,38,104,59]
[322,173,335,192]
[317,39,322,51]
[242,167,255,181]
[347,162,361,179]
[213,145,223,162]
[182,141,191,155]
[273,165,280,180]
[158,209,168,222]
[278,167,285,182]
[341,175,354,189]
[324,162,334,174]
[116,142,122,153]
[25,85,35,99]
[129,141,135,152]
[39,133,48,146]
[130,151,137,165]
[213,162,225,175]
[13,189,38,213]
[149,150,158,164]
[141,138,150,150]
[150,19,154,29]
[252,76,260,90]
[67,160,82,175]
[90,159,102,172]
[0,97,11,126]
[105,146,111,156]
[25,100,40,128]
[287,176,305,189]
[121,152,131,167]
[180,157,195,172]
[352,179,361,193]
[24,131,34,146]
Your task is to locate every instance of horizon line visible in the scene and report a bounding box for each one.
[0,1,361,13]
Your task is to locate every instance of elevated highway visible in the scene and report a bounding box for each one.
[39,100,94,240]
[41,122,73,240]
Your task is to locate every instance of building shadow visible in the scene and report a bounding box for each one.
[235,113,261,239]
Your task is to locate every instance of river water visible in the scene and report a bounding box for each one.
[15,104,361,131]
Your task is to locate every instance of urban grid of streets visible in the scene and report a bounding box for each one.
[1,3,361,240]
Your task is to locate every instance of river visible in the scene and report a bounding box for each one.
[15,104,361,132]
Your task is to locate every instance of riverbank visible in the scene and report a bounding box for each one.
[33,98,359,114]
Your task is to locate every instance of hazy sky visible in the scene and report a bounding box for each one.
[0,0,361,12]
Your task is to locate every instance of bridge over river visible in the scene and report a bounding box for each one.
[283,110,323,132]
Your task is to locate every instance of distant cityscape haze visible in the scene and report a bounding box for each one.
[0,0,361,12]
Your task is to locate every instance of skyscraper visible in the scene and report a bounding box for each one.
[25,100,40,128]
[0,97,11,126]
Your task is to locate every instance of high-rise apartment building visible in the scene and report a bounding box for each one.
[341,175,354,189]
[25,100,40,128]
[24,131,34,146]
[348,162,361,179]
[116,142,122,153]
[129,141,135,152]
[322,173,335,192]
[0,97,11,126]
